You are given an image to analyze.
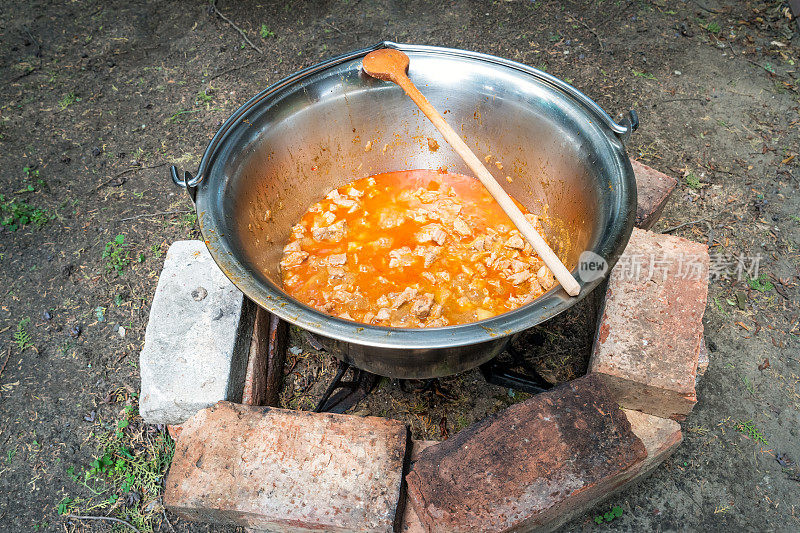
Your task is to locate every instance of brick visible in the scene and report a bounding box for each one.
[622,409,682,478]
[632,159,678,230]
[166,424,182,440]
[165,401,409,533]
[405,374,648,533]
[589,228,709,420]
[550,410,682,533]
[139,240,254,425]
[400,441,438,533]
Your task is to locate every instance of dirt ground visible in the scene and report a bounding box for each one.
[0,0,798,531]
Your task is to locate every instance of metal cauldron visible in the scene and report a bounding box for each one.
[170,41,637,379]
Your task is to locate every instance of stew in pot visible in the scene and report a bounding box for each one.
[280,169,556,328]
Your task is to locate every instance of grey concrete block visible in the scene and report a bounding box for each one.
[140,240,253,425]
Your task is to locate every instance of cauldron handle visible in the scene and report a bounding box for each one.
[170,166,199,202]
[614,109,639,146]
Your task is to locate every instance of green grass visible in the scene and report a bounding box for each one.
[685,172,703,190]
[737,420,768,446]
[260,24,275,38]
[59,91,79,110]
[196,87,214,105]
[58,404,175,532]
[704,21,721,34]
[13,317,33,352]
[0,194,53,231]
[631,69,657,80]
[594,505,623,524]
[747,274,774,293]
[21,166,44,192]
[102,234,130,273]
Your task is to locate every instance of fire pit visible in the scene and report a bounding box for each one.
[170,41,638,379]
[146,156,708,533]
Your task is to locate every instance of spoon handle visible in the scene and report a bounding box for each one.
[393,73,581,297]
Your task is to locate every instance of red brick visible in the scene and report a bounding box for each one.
[165,401,409,532]
[400,441,438,533]
[541,410,682,533]
[623,409,682,477]
[166,424,182,440]
[405,374,648,533]
[589,228,709,420]
[632,159,678,230]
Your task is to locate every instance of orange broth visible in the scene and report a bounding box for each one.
[280,169,556,327]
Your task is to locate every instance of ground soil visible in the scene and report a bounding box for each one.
[0,1,798,531]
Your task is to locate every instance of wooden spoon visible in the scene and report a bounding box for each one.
[362,48,581,297]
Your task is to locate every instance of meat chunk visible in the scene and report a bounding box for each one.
[333,196,358,209]
[504,234,525,250]
[280,251,309,269]
[375,308,391,321]
[327,266,346,280]
[416,224,447,245]
[378,210,406,229]
[291,223,305,239]
[393,287,418,308]
[283,241,302,253]
[410,293,435,319]
[417,190,441,203]
[452,217,471,236]
[507,271,532,285]
[366,237,393,250]
[320,211,337,225]
[525,213,539,226]
[325,253,347,266]
[413,245,441,267]
[317,302,335,313]
[332,288,355,303]
[537,265,555,288]
[511,259,527,273]
[494,259,512,272]
[389,246,414,268]
[476,308,494,321]
[311,219,348,242]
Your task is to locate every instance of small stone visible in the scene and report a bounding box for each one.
[92,147,102,157]
[118,326,126,338]
[589,228,709,420]
[165,402,408,532]
[674,70,682,75]
[42,310,52,321]
[69,325,81,338]
[696,335,709,387]
[143,498,164,514]
[191,286,207,301]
